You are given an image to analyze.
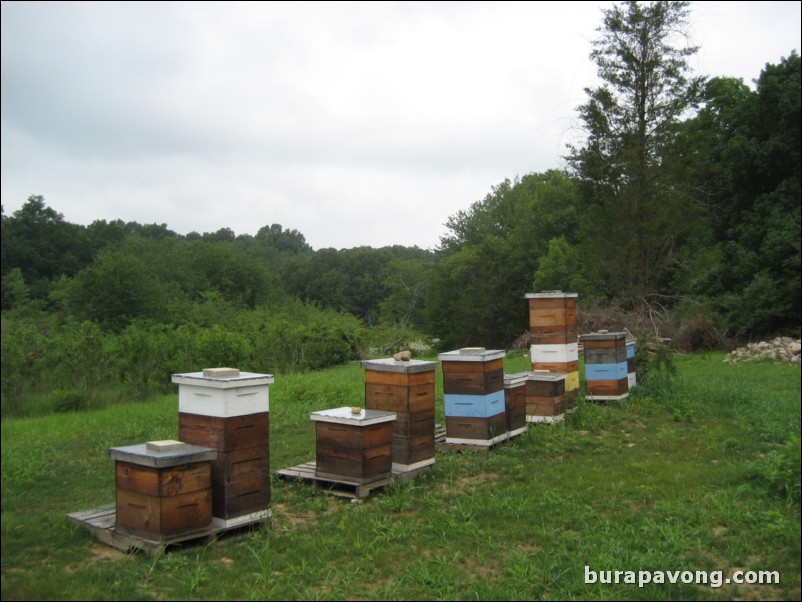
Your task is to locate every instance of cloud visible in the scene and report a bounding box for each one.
[2,1,800,250]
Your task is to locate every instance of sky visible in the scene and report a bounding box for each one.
[2,1,800,251]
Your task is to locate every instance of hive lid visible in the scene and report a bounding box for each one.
[580,332,627,341]
[525,291,578,299]
[109,442,217,467]
[528,371,567,382]
[310,407,397,426]
[172,371,275,387]
[504,372,531,386]
[360,358,438,373]
[438,348,505,362]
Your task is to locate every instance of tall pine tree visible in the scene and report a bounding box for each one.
[568,1,704,309]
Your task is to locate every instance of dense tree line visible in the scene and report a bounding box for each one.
[2,2,799,415]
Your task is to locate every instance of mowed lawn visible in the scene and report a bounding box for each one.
[2,352,800,601]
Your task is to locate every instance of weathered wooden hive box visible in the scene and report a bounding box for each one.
[439,348,507,446]
[581,332,630,401]
[109,441,217,539]
[311,407,396,482]
[526,292,579,404]
[503,372,529,438]
[626,339,637,389]
[361,358,437,472]
[172,368,273,525]
[526,371,567,422]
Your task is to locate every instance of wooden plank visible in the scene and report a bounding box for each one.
[211,446,269,486]
[526,379,565,397]
[315,421,391,450]
[115,489,212,536]
[441,358,503,374]
[442,369,503,395]
[582,338,625,350]
[504,386,527,411]
[179,412,269,452]
[211,483,270,519]
[364,370,435,386]
[445,414,506,440]
[364,383,435,413]
[391,409,435,438]
[67,503,265,556]
[531,360,579,373]
[275,462,392,498]
[586,378,629,396]
[506,405,527,432]
[529,307,577,327]
[391,434,435,465]
[526,399,565,417]
[528,297,576,311]
[116,462,211,497]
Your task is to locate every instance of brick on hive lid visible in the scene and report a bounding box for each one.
[146,439,187,452]
[459,347,486,354]
[202,367,241,378]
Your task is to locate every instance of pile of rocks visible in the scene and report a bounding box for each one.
[724,337,801,364]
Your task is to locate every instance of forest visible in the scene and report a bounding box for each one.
[1,2,799,417]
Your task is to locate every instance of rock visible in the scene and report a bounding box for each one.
[724,338,802,364]
[393,350,412,361]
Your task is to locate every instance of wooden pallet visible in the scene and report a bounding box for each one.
[275,462,393,499]
[66,504,268,556]
[435,425,510,452]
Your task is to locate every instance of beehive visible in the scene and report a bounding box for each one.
[362,358,437,472]
[526,292,579,405]
[172,369,273,524]
[582,332,629,401]
[439,348,507,446]
[109,441,216,538]
[503,372,529,438]
[626,339,637,389]
[310,407,396,482]
[526,371,567,422]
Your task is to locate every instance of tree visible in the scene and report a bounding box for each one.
[427,171,582,349]
[568,1,705,309]
[676,54,801,336]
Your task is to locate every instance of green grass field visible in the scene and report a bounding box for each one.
[2,352,800,600]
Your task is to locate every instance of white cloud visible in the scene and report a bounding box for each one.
[2,1,800,250]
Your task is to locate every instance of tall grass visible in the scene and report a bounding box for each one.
[2,352,800,600]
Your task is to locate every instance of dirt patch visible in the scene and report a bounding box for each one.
[89,544,127,561]
[439,472,501,496]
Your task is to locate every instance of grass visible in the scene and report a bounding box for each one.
[1,351,800,600]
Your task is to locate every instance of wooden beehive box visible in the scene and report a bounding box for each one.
[110,441,216,538]
[361,358,437,472]
[439,348,507,445]
[526,293,578,329]
[311,407,396,482]
[503,372,529,437]
[581,333,629,401]
[172,369,274,522]
[526,372,567,421]
[363,359,436,414]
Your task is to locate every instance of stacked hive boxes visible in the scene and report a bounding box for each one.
[310,407,396,482]
[626,338,637,389]
[526,292,579,406]
[362,358,438,473]
[582,332,629,401]
[110,441,217,539]
[173,368,274,527]
[439,348,507,446]
[526,371,567,423]
[503,372,529,439]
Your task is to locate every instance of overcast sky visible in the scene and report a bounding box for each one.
[2,1,800,251]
